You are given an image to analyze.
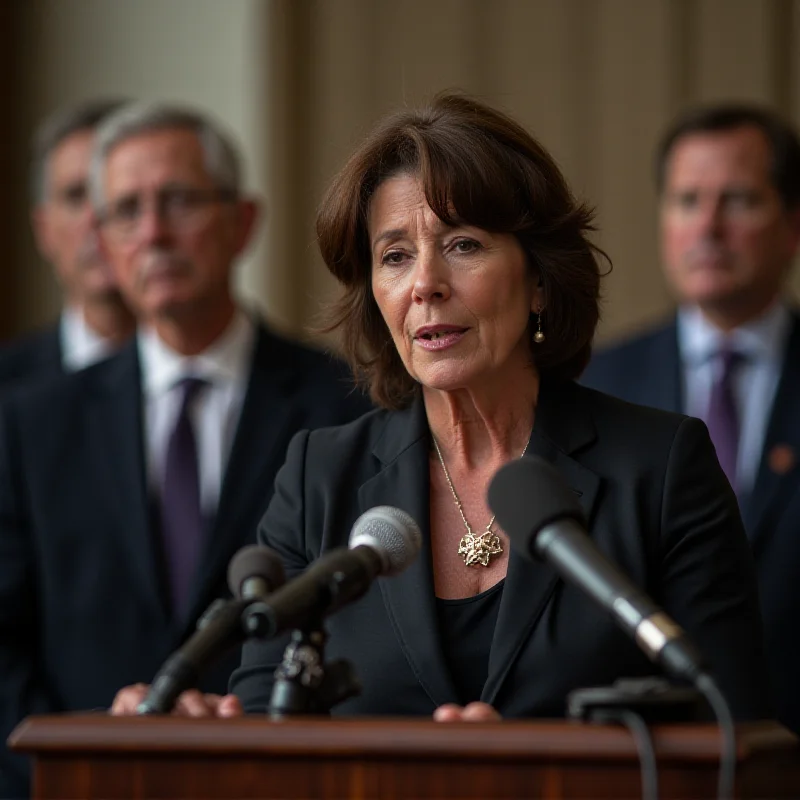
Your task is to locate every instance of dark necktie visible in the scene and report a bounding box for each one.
[705,349,741,490]
[161,377,207,619]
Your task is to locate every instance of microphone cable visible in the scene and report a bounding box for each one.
[696,673,736,800]
[587,707,658,800]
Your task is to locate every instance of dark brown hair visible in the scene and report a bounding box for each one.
[317,93,605,409]
[655,103,800,209]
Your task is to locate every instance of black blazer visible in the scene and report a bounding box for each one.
[0,323,372,797]
[0,324,63,388]
[582,313,800,734]
[231,380,771,722]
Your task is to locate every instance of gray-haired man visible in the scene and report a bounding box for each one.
[0,103,371,797]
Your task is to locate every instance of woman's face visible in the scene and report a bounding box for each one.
[369,173,541,393]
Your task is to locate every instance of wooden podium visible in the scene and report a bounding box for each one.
[9,715,800,799]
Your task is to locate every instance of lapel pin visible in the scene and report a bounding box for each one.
[767,444,795,476]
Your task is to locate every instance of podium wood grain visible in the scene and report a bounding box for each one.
[9,715,800,799]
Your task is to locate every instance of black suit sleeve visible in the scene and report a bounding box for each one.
[229,429,314,713]
[0,400,58,797]
[657,415,773,720]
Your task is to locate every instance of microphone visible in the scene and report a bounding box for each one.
[136,545,286,714]
[487,456,707,685]
[254,505,422,638]
[228,544,287,600]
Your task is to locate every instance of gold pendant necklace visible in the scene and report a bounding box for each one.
[432,434,530,567]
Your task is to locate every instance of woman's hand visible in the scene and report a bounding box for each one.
[433,702,501,722]
[110,683,244,717]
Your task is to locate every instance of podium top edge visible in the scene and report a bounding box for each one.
[8,716,797,764]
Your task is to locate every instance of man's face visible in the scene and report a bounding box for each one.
[33,128,118,302]
[660,125,800,325]
[96,127,257,323]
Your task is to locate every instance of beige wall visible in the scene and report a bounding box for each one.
[11,0,800,345]
[15,0,270,329]
[267,0,800,345]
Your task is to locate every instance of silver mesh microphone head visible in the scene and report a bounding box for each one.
[348,506,422,576]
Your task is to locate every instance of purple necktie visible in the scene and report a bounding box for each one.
[161,377,207,619]
[705,349,741,490]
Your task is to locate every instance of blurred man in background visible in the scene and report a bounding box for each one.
[0,100,136,386]
[583,104,800,734]
[0,103,371,797]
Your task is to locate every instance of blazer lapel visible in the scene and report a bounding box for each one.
[483,380,601,707]
[358,397,461,708]
[743,314,800,546]
[92,344,167,621]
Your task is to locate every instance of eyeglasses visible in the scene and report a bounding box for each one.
[97,185,237,240]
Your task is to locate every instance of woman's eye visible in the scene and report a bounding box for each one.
[453,238,480,253]
[381,250,406,265]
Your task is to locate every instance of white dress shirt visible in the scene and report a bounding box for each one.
[138,311,256,516]
[678,301,791,495]
[59,306,118,371]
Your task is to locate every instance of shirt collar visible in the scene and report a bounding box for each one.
[677,300,792,367]
[138,309,256,398]
[60,305,117,371]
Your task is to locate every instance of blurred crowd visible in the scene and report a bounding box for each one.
[0,96,798,798]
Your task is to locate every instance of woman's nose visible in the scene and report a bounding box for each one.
[411,252,450,303]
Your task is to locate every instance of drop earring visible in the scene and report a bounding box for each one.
[533,309,545,343]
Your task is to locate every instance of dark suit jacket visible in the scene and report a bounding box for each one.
[0,324,63,388]
[231,380,771,723]
[0,323,372,797]
[582,313,800,734]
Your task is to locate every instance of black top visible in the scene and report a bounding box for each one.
[231,381,772,723]
[436,580,505,704]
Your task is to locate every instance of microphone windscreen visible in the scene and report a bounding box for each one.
[488,456,585,557]
[227,545,286,598]
[348,506,422,576]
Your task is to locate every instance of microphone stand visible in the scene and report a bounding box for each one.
[266,620,361,718]
[139,597,272,715]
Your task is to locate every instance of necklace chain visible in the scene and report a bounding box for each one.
[432,434,530,567]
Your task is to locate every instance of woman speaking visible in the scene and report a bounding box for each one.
[114,93,771,722]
